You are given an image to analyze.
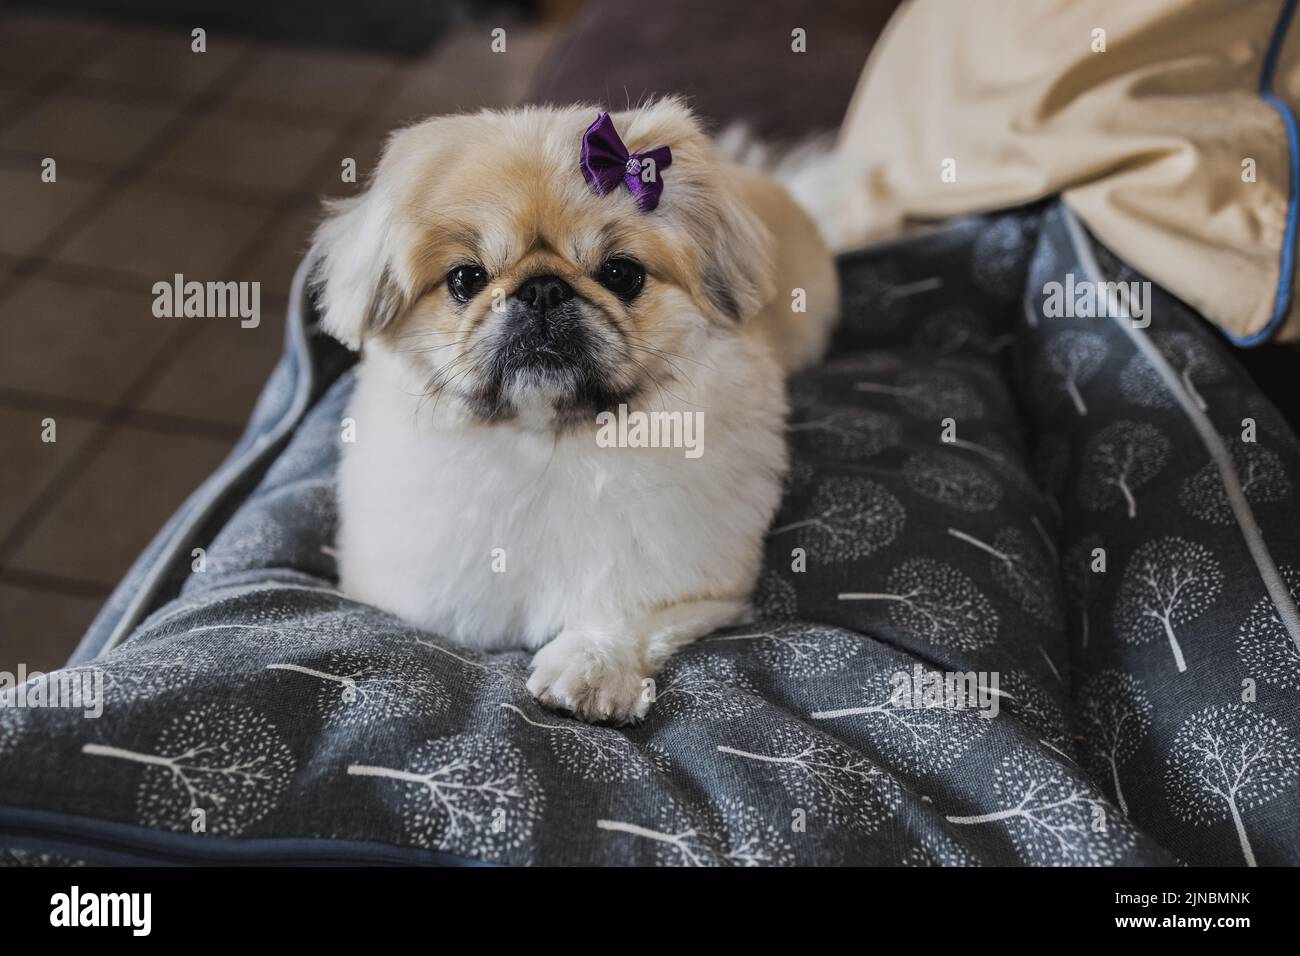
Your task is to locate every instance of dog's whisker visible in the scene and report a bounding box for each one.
[396,338,472,356]
[392,329,469,339]
[622,343,696,391]
[432,352,490,420]
[623,341,702,397]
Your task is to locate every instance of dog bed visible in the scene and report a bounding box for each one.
[2,200,1298,866]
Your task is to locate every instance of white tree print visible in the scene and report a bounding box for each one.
[1165,704,1300,867]
[204,517,294,577]
[718,723,897,834]
[946,754,1135,865]
[768,476,905,563]
[143,604,375,665]
[752,570,797,620]
[81,705,295,836]
[499,703,667,783]
[1178,443,1291,525]
[0,710,18,759]
[1021,233,1060,329]
[1118,352,1174,409]
[1114,536,1223,673]
[87,659,202,703]
[0,849,88,867]
[948,526,1062,628]
[1118,327,1231,412]
[809,668,990,773]
[786,406,902,461]
[840,558,998,651]
[1078,670,1152,817]
[855,369,986,421]
[902,451,1002,512]
[707,622,860,679]
[780,456,816,498]
[111,628,224,680]
[900,831,980,867]
[412,636,530,693]
[972,215,1029,299]
[265,651,447,726]
[913,438,1033,510]
[999,670,1074,760]
[596,798,794,867]
[1243,391,1297,444]
[1236,566,1300,691]
[843,262,943,326]
[959,431,1040,495]
[0,665,116,713]
[1078,420,1170,519]
[821,351,907,383]
[348,735,542,862]
[1155,330,1228,410]
[913,308,995,355]
[652,654,760,721]
[1040,331,1108,416]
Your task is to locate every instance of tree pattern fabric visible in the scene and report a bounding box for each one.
[2,201,1298,866]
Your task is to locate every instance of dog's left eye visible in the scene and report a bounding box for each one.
[447,264,489,302]
[597,257,645,301]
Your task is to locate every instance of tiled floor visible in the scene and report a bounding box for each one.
[0,12,554,673]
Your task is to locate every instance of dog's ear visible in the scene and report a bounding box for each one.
[613,97,776,324]
[694,178,776,323]
[310,189,409,351]
[312,115,473,348]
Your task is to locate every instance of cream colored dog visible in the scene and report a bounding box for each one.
[313,98,837,722]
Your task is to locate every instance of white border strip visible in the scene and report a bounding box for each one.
[1063,206,1300,652]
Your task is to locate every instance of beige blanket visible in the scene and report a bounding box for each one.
[830,0,1299,343]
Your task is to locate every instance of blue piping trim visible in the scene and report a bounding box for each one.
[0,806,491,867]
[1235,0,1300,347]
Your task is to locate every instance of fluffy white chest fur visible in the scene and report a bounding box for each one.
[316,100,837,722]
[338,336,787,653]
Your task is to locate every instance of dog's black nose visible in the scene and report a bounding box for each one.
[515,275,574,311]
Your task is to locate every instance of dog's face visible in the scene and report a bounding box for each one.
[313,100,774,427]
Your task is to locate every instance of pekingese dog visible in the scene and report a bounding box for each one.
[312,98,837,723]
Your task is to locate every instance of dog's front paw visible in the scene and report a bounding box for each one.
[527,630,650,724]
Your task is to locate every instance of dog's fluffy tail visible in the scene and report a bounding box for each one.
[713,125,869,255]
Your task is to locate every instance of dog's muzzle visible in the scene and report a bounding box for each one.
[497,274,593,375]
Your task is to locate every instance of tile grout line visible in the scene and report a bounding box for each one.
[0,386,245,440]
[0,45,267,569]
[89,65,418,650]
[218,60,412,276]
[5,73,392,128]
[0,44,265,306]
[0,51,406,577]
[0,31,106,131]
[0,250,296,301]
[0,566,112,600]
[0,147,317,207]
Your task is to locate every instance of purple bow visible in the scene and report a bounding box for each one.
[580,111,673,212]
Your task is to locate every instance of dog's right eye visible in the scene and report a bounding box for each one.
[447,264,489,302]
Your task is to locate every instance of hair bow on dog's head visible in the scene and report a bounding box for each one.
[580,112,673,212]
